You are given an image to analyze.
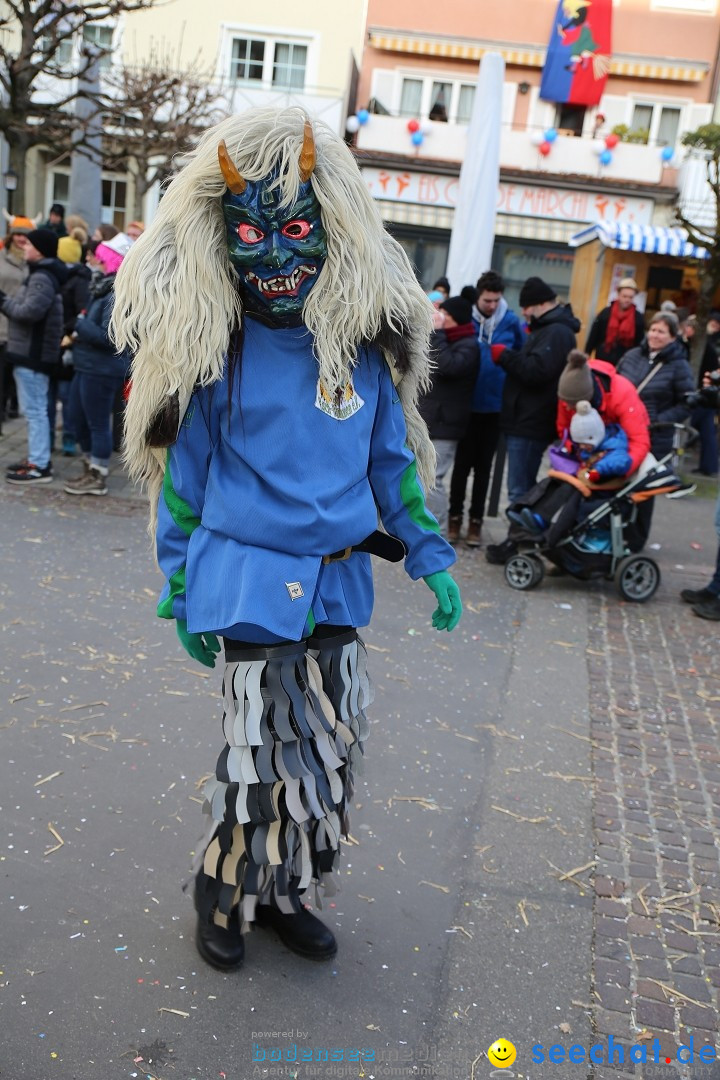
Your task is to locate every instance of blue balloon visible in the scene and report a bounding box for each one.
[599,149,613,166]
[544,127,558,143]
[660,145,674,162]
[411,131,424,146]
[357,108,370,125]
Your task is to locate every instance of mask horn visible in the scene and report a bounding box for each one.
[298,120,316,182]
[218,140,246,195]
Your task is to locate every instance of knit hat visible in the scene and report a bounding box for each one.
[617,277,638,292]
[558,349,595,404]
[708,310,720,323]
[570,400,606,447]
[440,295,473,325]
[94,231,133,273]
[57,236,82,264]
[26,228,58,259]
[519,276,556,307]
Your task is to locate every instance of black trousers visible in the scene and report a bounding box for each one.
[449,412,500,522]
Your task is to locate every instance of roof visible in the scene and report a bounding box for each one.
[569,220,708,259]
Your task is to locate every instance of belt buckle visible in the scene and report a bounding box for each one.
[322,546,353,565]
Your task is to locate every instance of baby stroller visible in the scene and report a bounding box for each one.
[502,446,686,603]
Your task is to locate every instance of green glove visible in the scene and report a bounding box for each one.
[423,571,462,632]
[176,618,222,668]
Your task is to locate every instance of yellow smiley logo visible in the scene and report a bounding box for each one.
[487,1039,517,1068]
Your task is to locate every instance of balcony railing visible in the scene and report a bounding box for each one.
[355,115,674,186]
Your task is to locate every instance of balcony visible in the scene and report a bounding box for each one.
[355,115,673,187]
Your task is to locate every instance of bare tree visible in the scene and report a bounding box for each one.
[0,0,160,196]
[99,52,226,219]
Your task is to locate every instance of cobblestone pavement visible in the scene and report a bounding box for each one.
[587,591,720,1080]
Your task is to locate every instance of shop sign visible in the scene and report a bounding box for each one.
[362,167,653,225]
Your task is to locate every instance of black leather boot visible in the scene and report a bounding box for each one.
[194,871,244,971]
[255,904,337,960]
[195,917,245,971]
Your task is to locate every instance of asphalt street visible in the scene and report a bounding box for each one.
[0,466,718,1080]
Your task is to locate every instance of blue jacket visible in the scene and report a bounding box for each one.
[155,317,455,643]
[471,300,524,413]
[71,274,130,379]
[576,423,632,479]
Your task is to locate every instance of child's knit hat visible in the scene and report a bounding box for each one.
[570,400,606,447]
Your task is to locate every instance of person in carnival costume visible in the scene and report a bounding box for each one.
[111,108,462,972]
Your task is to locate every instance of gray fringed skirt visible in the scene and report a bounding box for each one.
[196,626,372,931]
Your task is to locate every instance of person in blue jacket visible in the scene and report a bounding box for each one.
[448,271,523,547]
[112,108,462,973]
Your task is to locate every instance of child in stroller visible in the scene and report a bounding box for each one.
[502,404,685,601]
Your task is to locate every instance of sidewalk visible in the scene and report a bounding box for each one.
[0,414,140,499]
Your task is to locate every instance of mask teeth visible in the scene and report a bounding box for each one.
[247,265,316,295]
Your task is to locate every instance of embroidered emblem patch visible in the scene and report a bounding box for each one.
[286,581,304,600]
[315,377,364,420]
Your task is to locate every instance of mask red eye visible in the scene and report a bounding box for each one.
[282,220,312,240]
[237,223,265,244]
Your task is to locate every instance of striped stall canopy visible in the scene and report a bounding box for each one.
[569,220,709,259]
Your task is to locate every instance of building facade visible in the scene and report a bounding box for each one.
[353,0,720,309]
[2,0,367,229]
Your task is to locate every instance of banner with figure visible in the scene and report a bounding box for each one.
[540,0,612,106]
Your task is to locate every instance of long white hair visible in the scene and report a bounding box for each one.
[111,106,435,531]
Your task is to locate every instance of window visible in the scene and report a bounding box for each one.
[456,85,475,125]
[399,79,423,118]
[429,81,450,122]
[272,42,307,90]
[556,103,586,137]
[231,37,265,82]
[38,35,73,68]
[52,172,70,204]
[83,24,114,70]
[630,103,653,143]
[102,177,127,229]
[657,106,681,146]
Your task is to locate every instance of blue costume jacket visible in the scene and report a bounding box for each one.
[155,318,455,643]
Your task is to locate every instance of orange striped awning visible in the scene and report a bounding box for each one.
[367,30,708,82]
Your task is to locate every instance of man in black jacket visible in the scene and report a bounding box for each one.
[419,295,479,533]
[0,229,67,484]
[485,276,580,564]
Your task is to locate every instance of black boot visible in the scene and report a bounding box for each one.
[255,904,337,960]
[194,872,244,971]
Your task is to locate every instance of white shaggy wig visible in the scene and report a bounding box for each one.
[111,106,435,534]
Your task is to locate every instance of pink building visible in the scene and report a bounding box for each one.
[352,0,720,307]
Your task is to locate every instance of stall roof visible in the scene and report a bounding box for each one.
[569,220,708,260]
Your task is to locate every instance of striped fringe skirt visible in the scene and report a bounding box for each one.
[196,627,372,931]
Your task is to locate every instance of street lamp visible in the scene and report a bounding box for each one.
[3,168,18,215]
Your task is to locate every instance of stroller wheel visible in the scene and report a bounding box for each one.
[504,553,545,591]
[614,555,660,603]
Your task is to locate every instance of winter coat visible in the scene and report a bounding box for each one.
[471,299,524,413]
[0,247,27,344]
[497,303,580,443]
[576,423,632,480]
[0,257,67,373]
[61,263,92,337]
[616,338,694,456]
[585,304,645,366]
[71,274,131,380]
[557,359,650,474]
[420,327,480,440]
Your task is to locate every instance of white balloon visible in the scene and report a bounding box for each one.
[530,131,545,147]
[420,121,433,136]
[592,140,606,156]
[345,115,360,134]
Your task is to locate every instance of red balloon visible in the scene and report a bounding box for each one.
[406,118,420,133]
[539,140,552,156]
[605,133,619,149]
